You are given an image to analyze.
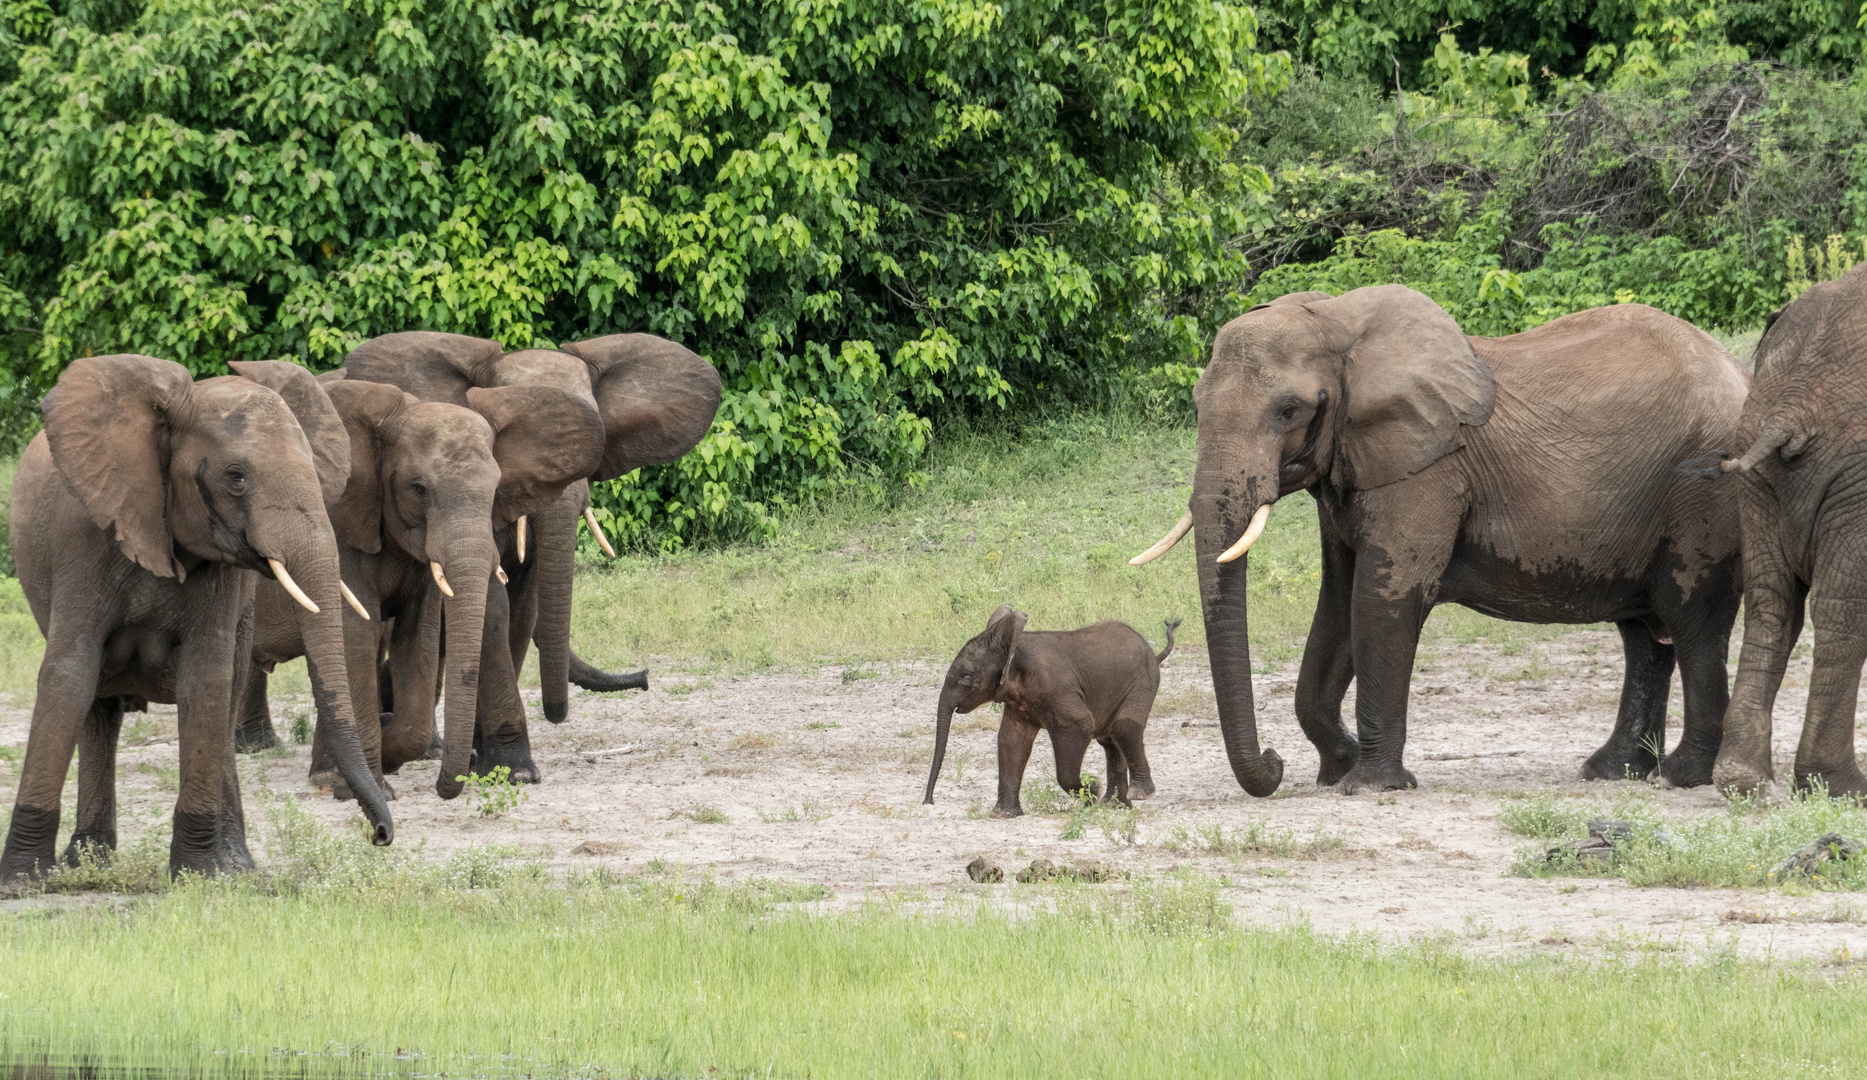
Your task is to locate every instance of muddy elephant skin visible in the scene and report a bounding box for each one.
[341,332,720,782]
[1714,263,1867,800]
[2,357,392,881]
[1137,287,1746,797]
[925,605,1177,816]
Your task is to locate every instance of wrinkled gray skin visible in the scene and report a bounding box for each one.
[2,357,390,882]
[1177,287,1745,797]
[339,332,720,782]
[242,377,603,800]
[1714,263,1867,800]
[925,606,1176,816]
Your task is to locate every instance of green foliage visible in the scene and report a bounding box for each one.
[0,0,1288,538]
[458,765,530,818]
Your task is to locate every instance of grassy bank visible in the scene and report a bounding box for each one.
[2,871,1862,1078]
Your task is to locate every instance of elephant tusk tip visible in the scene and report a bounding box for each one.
[1215,504,1272,563]
[515,515,527,562]
[268,558,320,614]
[1131,510,1193,566]
[496,566,509,584]
[340,581,369,621]
[584,506,617,558]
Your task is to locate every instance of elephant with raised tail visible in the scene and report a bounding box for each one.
[340,331,721,782]
[1132,287,1747,795]
[1713,263,1867,800]
[1,357,392,881]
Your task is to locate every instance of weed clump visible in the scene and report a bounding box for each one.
[1160,819,1344,860]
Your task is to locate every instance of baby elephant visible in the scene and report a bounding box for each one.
[924,605,1176,816]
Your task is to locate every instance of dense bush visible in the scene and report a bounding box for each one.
[0,0,1285,545]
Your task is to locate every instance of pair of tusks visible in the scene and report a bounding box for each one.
[512,510,616,561]
[268,559,372,621]
[1127,504,1271,566]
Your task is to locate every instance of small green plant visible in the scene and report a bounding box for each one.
[290,710,313,746]
[759,801,830,824]
[1498,790,1591,839]
[457,766,530,818]
[1159,818,1343,859]
[683,806,732,825]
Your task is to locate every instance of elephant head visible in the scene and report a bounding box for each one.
[924,604,1027,804]
[1132,286,1494,796]
[41,354,393,841]
[319,378,604,798]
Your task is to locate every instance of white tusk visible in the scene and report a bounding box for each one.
[1215,504,1271,564]
[269,559,320,615]
[496,566,509,584]
[1130,511,1193,566]
[515,515,527,562]
[430,560,455,598]
[340,581,370,621]
[584,506,617,558]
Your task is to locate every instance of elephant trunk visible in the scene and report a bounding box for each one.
[1193,444,1285,798]
[434,548,494,800]
[532,487,582,723]
[924,688,957,804]
[271,532,394,843]
[568,652,649,692]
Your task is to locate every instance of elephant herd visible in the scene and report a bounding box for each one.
[6,266,1867,884]
[1,333,720,881]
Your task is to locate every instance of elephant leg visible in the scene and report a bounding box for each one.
[1097,737,1130,805]
[1794,586,1867,799]
[62,696,125,866]
[991,707,1040,818]
[380,590,440,773]
[170,597,245,878]
[1715,532,1807,794]
[1294,529,1359,785]
[1662,619,1733,789]
[2,621,105,882]
[471,572,540,783]
[217,606,257,871]
[1048,718,1099,800]
[234,661,280,753]
[530,486,583,723]
[1582,620,1675,782]
[1336,563,1432,795]
[1111,717,1155,798]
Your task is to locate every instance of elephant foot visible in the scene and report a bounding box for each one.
[169,811,249,879]
[1,806,63,884]
[1334,763,1418,795]
[1658,748,1715,789]
[471,729,541,783]
[60,831,117,868]
[1581,745,1658,783]
[1316,746,1358,787]
[424,735,445,760]
[234,717,281,754]
[989,804,1024,819]
[1713,752,1775,797]
[1130,777,1155,800]
[1793,763,1867,801]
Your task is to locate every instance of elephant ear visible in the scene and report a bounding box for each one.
[321,380,411,553]
[465,384,608,527]
[1307,284,1496,490]
[990,608,1028,695]
[342,331,502,407]
[41,354,195,579]
[558,334,723,482]
[228,360,349,506]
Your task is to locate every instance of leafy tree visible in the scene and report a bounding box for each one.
[0,0,1287,544]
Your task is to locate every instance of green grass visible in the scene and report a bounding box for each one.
[1509,787,1867,890]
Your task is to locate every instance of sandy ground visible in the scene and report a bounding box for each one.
[4,629,1865,961]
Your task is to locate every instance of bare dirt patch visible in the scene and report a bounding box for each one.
[4,629,1864,960]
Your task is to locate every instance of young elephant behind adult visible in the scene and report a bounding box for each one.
[1715,262,1867,799]
[924,606,1176,816]
[2,357,392,881]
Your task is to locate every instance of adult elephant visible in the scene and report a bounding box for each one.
[241,377,604,799]
[2,357,392,881]
[1714,264,1867,799]
[1133,287,1746,795]
[341,331,721,781]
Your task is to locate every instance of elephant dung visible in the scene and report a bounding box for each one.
[1772,833,1864,879]
[1012,858,1115,884]
[1546,819,1636,866]
[966,856,1004,883]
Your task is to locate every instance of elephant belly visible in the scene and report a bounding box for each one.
[1435,541,1658,626]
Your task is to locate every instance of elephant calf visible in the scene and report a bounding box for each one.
[924,606,1177,816]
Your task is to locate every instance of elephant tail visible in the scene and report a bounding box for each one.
[1155,619,1181,666]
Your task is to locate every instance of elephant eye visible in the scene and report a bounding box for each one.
[410,479,429,499]
[225,466,249,495]
[960,673,974,684]
[1280,403,1298,421]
